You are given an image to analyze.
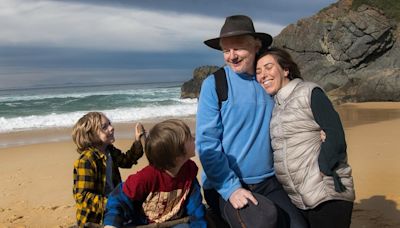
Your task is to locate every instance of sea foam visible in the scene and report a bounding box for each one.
[0,101,197,133]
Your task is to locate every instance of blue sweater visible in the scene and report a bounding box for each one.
[196,66,275,201]
[104,180,206,227]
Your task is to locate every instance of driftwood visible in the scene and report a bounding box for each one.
[84,216,190,228]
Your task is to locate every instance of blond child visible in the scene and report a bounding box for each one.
[104,119,206,228]
[72,112,145,227]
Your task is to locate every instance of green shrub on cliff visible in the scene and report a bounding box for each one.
[352,0,400,21]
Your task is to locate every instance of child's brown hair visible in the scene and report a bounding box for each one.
[72,112,105,153]
[145,119,192,170]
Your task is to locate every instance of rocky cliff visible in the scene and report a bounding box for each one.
[181,65,219,99]
[274,0,400,103]
[181,0,400,103]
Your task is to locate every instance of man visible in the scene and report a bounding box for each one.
[196,15,307,228]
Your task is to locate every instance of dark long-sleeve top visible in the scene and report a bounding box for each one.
[311,88,347,192]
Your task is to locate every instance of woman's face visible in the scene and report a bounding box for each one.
[256,54,290,95]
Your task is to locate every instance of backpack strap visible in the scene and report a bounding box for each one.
[214,67,228,109]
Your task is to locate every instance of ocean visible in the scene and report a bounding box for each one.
[0,82,197,133]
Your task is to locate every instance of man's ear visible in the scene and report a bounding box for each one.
[255,39,262,52]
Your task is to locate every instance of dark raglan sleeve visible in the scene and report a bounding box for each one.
[311,87,347,192]
[109,141,144,168]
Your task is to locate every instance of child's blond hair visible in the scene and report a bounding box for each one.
[72,112,106,153]
[145,119,192,170]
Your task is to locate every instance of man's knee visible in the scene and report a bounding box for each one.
[205,206,230,228]
[223,193,278,228]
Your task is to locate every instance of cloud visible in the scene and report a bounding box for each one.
[0,0,285,51]
[0,0,337,89]
[59,0,336,25]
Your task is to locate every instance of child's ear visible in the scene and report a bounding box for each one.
[175,153,185,163]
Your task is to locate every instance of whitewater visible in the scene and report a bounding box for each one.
[0,82,197,133]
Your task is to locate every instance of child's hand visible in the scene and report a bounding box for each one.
[136,123,146,150]
[135,123,146,141]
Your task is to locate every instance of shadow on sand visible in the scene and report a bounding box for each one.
[351,195,400,228]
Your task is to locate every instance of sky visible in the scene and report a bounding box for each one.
[0,0,337,90]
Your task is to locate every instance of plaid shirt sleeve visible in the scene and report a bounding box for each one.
[109,140,144,168]
[73,151,107,227]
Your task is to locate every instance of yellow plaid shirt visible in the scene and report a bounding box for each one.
[73,141,143,227]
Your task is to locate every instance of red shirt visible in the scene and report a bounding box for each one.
[123,160,198,223]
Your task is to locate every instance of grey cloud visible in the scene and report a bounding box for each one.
[52,0,337,25]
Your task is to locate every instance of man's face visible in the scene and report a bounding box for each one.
[220,35,259,75]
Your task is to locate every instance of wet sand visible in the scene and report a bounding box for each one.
[337,102,400,228]
[0,102,399,227]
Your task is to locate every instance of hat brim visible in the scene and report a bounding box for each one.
[204,32,272,51]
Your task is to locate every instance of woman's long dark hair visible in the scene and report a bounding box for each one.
[257,47,302,80]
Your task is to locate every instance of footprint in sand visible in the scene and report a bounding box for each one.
[50,206,60,210]
[48,205,73,211]
[8,214,23,223]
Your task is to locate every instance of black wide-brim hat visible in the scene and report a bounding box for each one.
[224,192,278,227]
[204,15,273,51]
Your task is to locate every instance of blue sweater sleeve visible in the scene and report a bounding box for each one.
[186,179,207,228]
[104,183,144,227]
[196,75,241,200]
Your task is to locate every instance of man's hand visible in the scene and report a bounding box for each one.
[229,188,258,209]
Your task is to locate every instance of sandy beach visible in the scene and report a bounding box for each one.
[0,103,399,228]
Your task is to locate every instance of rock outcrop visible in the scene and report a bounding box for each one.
[180,65,219,99]
[181,0,400,103]
[273,0,400,103]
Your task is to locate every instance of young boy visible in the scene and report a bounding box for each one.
[104,119,207,228]
[72,112,145,227]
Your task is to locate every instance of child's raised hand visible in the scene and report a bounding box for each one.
[135,123,146,149]
[135,123,146,140]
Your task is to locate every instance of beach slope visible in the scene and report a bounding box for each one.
[0,103,399,227]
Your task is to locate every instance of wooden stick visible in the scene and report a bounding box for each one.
[85,216,190,228]
[131,217,190,228]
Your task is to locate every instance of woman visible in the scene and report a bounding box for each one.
[256,47,355,228]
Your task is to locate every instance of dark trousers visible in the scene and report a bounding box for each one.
[300,200,353,228]
[204,176,308,228]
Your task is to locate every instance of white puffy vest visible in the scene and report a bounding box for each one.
[270,79,355,209]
